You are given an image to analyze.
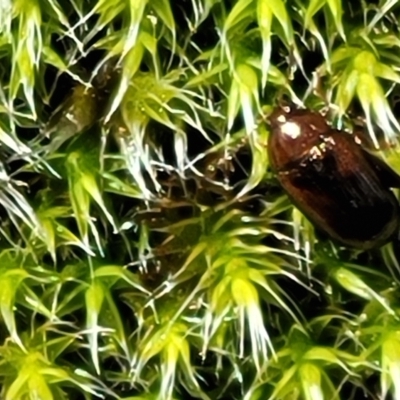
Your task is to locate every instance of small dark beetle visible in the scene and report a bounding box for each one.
[267,105,400,249]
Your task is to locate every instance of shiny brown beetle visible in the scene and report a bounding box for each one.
[267,105,400,249]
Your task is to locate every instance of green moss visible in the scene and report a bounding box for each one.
[0,0,399,398]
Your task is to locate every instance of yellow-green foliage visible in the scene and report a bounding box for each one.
[0,0,399,399]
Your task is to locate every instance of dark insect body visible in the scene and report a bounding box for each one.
[267,105,400,250]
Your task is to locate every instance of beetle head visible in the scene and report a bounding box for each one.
[267,105,331,169]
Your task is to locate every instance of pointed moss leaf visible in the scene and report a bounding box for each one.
[39,367,70,381]
[259,276,301,323]
[80,173,117,233]
[371,90,400,144]
[335,267,373,300]
[171,336,203,397]
[1,271,28,347]
[229,64,258,133]
[10,46,34,115]
[326,0,345,40]
[356,73,400,146]
[0,126,31,155]
[257,0,273,34]
[304,347,348,369]
[42,47,87,85]
[68,209,91,253]
[85,281,106,374]
[335,267,395,315]
[231,276,271,369]
[67,167,90,249]
[23,286,55,319]
[266,0,294,45]
[329,46,360,68]
[381,330,400,399]
[54,222,95,256]
[211,275,234,314]
[373,32,400,49]
[223,0,254,35]
[227,76,241,131]
[0,0,12,34]
[304,0,326,29]
[45,0,70,28]
[123,0,148,58]
[269,365,298,400]
[38,217,56,261]
[93,1,125,32]
[141,101,176,130]
[100,291,130,356]
[335,69,359,113]
[162,335,184,387]
[185,63,229,88]
[10,0,42,117]
[266,65,301,103]
[375,62,400,84]
[298,363,322,400]
[0,180,42,237]
[367,0,398,30]
[140,31,158,72]
[41,45,68,71]
[305,16,330,67]
[151,0,176,44]
[106,42,144,122]
[237,125,268,197]
[257,0,273,88]
[102,172,144,198]
[140,325,171,363]
[94,265,149,293]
